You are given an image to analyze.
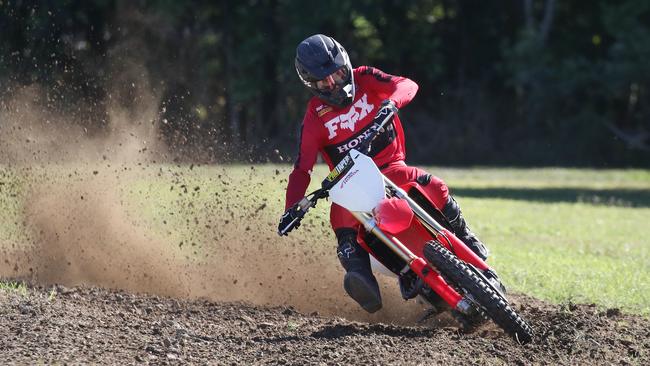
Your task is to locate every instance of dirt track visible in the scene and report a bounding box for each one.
[1,284,648,365]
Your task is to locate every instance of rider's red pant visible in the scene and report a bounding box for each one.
[329,160,449,231]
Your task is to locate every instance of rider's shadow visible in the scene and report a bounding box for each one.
[310,322,438,339]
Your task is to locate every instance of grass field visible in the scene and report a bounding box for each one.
[1,163,649,315]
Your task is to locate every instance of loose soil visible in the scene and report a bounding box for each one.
[1,284,648,365]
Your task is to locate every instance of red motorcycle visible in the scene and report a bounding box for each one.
[279,106,534,344]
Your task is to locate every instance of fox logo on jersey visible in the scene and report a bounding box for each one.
[323,94,374,139]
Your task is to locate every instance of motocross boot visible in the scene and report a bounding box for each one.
[441,196,489,261]
[336,228,382,313]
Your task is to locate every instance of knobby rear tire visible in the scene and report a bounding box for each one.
[423,241,534,344]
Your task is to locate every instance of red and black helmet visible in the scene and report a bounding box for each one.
[295,34,355,108]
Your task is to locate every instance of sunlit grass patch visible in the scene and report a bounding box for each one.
[0,280,28,296]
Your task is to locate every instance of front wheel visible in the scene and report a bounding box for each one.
[423,241,534,344]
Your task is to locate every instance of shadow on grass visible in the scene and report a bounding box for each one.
[451,187,650,208]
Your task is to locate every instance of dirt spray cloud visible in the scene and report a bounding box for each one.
[0,74,425,325]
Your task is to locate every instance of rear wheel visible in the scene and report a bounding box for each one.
[423,241,534,344]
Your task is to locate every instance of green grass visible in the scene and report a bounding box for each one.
[0,280,28,296]
[432,167,650,314]
[1,163,649,315]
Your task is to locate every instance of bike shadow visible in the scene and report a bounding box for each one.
[452,187,650,208]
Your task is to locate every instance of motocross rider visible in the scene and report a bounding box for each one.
[279,34,496,313]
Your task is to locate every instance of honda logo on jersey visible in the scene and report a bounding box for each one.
[324,94,374,139]
[336,125,379,154]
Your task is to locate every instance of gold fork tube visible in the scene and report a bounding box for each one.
[348,211,416,263]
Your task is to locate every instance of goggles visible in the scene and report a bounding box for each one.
[315,67,349,92]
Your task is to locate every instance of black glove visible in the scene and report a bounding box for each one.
[382,98,397,109]
[278,206,302,236]
[375,99,398,122]
[360,99,398,154]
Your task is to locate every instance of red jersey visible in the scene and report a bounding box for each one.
[285,66,419,209]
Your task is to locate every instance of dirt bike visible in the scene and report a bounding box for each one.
[278,104,534,344]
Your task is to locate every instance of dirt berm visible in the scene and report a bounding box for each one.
[1,284,648,365]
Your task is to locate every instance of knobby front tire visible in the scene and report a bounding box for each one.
[423,241,534,344]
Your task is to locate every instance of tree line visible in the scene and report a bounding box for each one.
[1,0,648,166]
